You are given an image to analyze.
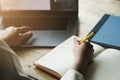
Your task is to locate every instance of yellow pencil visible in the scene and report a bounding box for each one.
[79,31,95,44]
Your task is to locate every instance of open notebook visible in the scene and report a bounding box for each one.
[34,36,120,80]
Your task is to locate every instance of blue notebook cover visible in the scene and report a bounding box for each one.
[89,14,120,49]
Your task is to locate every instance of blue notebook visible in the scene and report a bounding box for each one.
[89,14,120,49]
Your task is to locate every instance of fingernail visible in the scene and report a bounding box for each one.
[74,37,77,41]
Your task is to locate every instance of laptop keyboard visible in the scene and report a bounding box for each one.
[2,16,68,30]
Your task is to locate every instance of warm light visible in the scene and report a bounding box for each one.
[0,0,50,10]
[1,0,19,10]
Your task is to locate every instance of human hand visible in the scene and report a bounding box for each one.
[0,26,32,46]
[72,37,94,75]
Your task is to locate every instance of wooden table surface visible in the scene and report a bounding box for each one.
[14,0,120,80]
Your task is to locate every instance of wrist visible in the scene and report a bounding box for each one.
[72,61,87,75]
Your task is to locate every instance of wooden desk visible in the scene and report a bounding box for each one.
[14,0,120,80]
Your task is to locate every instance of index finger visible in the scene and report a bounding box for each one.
[74,37,80,46]
[17,26,31,33]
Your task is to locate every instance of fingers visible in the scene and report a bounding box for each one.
[74,37,91,46]
[74,37,80,46]
[73,37,94,53]
[84,41,94,55]
[73,37,93,48]
[8,26,30,33]
[17,26,31,33]
[18,26,32,44]
[84,41,94,59]
[84,41,93,48]
[19,31,32,44]
[88,47,94,64]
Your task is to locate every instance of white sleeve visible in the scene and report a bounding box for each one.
[0,39,34,80]
[60,69,85,80]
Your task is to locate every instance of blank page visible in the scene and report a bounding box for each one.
[86,49,120,80]
[35,36,75,76]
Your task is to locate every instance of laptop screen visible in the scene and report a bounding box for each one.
[0,0,51,11]
[0,0,77,11]
[0,0,73,30]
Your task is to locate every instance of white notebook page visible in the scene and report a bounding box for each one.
[87,49,120,80]
[35,36,105,76]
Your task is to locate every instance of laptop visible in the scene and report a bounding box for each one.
[0,0,78,47]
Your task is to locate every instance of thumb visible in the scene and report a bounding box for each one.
[19,31,32,44]
[74,37,80,46]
